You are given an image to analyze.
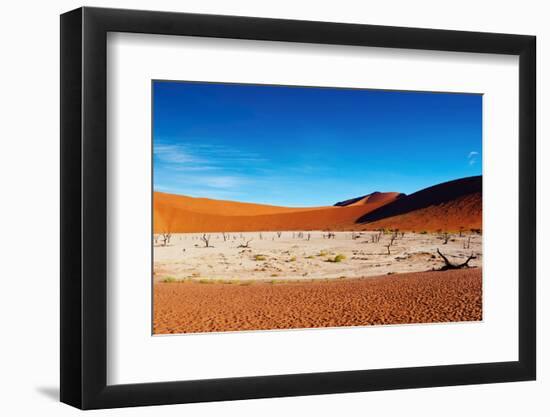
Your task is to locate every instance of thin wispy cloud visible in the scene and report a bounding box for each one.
[154,144,205,164]
[467,151,479,166]
[153,140,265,195]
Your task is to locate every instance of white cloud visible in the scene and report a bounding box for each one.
[467,151,479,165]
[153,144,205,164]
[196,175,245,189]
[154,140,269,196]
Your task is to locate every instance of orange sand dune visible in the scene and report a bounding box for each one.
[334,191,405,207]
[154,191,401,233]
[153,176,481,233]
[360,193,482,232]
[354,176,482,232]
[154,192,329,216]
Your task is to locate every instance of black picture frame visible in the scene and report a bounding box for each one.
[60,6,536,410]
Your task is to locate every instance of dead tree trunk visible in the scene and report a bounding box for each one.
[200,234,211,248]
[238,238,253,248]
[161,232,171,246]
[436,249,476,270]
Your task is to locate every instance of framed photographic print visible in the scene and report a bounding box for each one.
[60,7,536,409]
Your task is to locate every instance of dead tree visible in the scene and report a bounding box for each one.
[463,236,471,249]
[389,234,397,246]
[459,226,465,237]
[277,231,282,238]
[436,248,476,270]
[385,243,391,255]
[200,234,212,248]
[307,233,311,241]
[237,238,253,248]
[160,232,172,246]
[222,232,228,242]
[442,232,450,245]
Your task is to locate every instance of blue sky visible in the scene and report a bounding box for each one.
[153,81,482,207]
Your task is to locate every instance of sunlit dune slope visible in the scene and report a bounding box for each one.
[154,192,329,216]
[154,191,400,233]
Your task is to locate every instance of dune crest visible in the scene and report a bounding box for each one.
[153,176,481,233]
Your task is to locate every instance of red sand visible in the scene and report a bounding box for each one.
[153,268,482,334]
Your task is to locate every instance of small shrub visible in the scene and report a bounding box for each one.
[334,254,346,262]
[317,250,328,257]
[254,254,267,261]
[162,277,177,283]
[326,254,346,263]
[420,230,428,234]
[289,256,296,262]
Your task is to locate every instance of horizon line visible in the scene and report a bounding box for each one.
[153,174,482,208]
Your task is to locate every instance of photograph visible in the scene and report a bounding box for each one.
[152,81,483,334]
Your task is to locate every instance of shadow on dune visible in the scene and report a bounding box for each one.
[355,176,482,225]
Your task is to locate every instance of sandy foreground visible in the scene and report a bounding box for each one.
[153,268,482,334]
[154,231,482,282]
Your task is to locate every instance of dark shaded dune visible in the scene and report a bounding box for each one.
[362,193,481,232]
[367,191,406,204]
[334,191,404,207]
[334,193,371,207]
[356,176,482,225]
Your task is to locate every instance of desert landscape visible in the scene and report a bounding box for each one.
[153,176,483,334]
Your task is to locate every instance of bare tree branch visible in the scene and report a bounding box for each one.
[436,248,476,270]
